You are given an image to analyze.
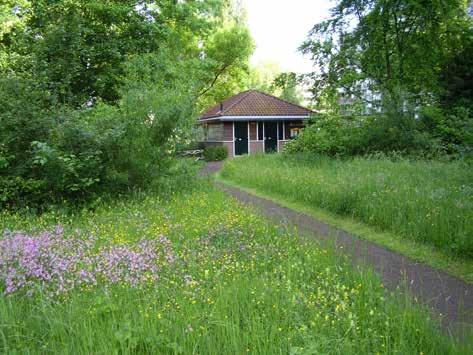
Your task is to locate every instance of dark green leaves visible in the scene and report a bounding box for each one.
[302,0,472,109]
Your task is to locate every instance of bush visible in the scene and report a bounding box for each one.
[0,54,198,208]
[286,110,471,158]
[203,146,228,161]
[418,105,473,156]
[285,114,369,156]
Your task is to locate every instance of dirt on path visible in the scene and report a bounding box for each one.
[202,162,473,337]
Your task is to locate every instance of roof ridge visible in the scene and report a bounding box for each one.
[220,90,253,115]
[252,89,314,113]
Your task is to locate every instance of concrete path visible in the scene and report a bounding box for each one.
[202,162,473,336]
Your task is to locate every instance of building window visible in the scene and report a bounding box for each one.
[290,127,302,139]
[249,121,257,140]
[206,123,224,141]
[257,122,264,141]
[287,121,304,139]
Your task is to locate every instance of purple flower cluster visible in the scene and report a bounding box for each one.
[0,225,174,297]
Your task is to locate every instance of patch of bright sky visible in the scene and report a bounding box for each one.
[243,0,332,74]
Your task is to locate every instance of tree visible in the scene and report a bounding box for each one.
[301,0,472,110]
[196,24,254,111]
[1,1,240,107]
[272,72,305,105]
[246,61,282,93]
[440,32,473,108]
[245,62,305,105]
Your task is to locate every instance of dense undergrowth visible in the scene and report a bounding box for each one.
[0,1,254,208]
[0,163,468,353]
[221,154,473,260]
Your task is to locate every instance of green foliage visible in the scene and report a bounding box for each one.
[221,154,473,259]
[30,139,102,194]
[300,0,472,156]
[0,78,52,166]
[272,72,304,105]
[419,106,473,155]
[2,1,230,107]
[245,62,305,105]
[0,0,255,208]
[362,110,435,155]
[203,146,228,161]
[286,114,368,156]
[0,64,195,207]
[288,107,473,158]
[196,24,255,110]
[246,61,281,93]
[440,33,473,109]
[301,0,472,108]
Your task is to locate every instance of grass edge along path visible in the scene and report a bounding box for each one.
[215,175,473,336]
[216,175,473,285]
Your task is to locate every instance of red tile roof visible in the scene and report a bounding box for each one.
[199,90,313,120]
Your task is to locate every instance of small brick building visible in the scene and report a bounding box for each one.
[198,90,313,157]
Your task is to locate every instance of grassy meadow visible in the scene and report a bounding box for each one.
[0,165,468,353]
[220,154,473,274]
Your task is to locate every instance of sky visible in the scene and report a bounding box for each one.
[242,0,333,74]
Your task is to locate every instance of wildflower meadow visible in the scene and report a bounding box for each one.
[0,177,468,353]
[0,226,172,297]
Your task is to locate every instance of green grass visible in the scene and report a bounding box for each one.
[0,172,470,352]
[219,154,473,281]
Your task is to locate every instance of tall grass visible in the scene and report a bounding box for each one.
[0,178,467,353]
[221,154,473,259]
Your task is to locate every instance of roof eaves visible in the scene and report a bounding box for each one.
[198,115,311,123]
[196,117,222,124]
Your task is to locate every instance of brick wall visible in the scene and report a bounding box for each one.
[223,122,233,141]
[250,141,264,154]
[223,141,234,158]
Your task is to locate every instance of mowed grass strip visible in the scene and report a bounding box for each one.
[0,183,469,353]
[220,154,473,271]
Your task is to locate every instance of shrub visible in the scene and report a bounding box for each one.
[419,105,473,156]
[0,78,53,166]
[0,62,197,208]
[285,111,467,158]
[203,146,228,161]
[285,114,369,156]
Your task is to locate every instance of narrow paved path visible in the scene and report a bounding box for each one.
[202,162,473,337]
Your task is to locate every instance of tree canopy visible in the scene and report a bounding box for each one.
[290,0,473,158]
[245,62,305,105]
[1,0,253,108]
[301,0,473,110]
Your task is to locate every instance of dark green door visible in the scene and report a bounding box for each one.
[264,122,278,153]
[234,122,248,156]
